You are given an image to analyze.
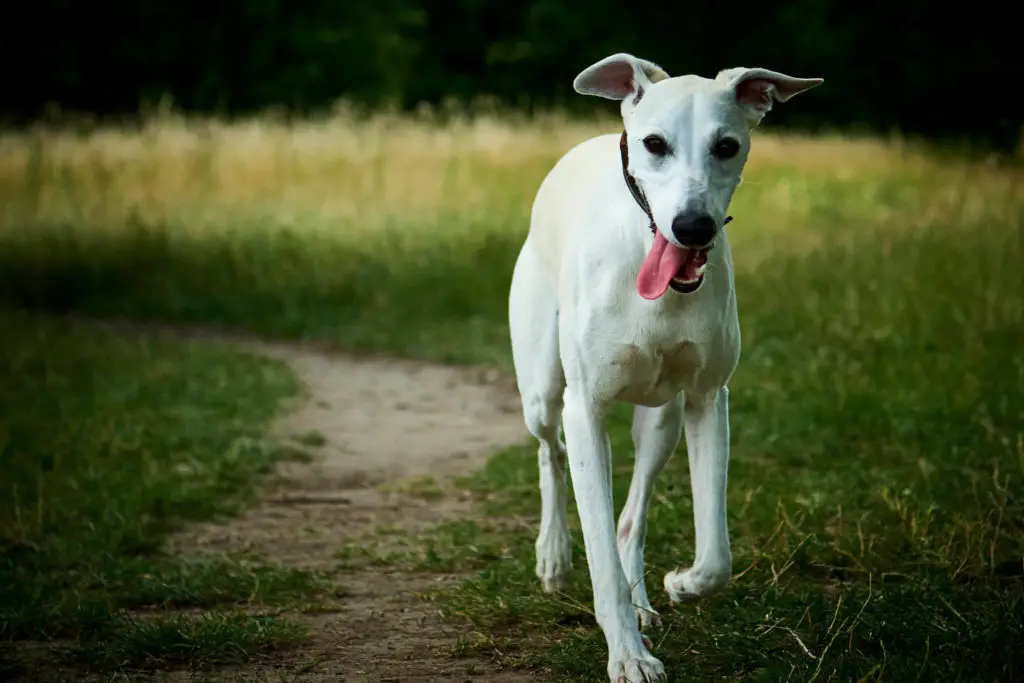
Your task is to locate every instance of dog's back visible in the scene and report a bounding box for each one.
[524,132,621,295]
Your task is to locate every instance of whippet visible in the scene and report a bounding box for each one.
[508,53,822,682]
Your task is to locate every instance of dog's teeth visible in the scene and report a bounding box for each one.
[695,264,707,277]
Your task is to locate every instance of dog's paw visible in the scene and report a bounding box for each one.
[607,650,666,683]
[538,566,568,593]
[535,531,572,593]
[635,604,662,630]
[663,563,731,602]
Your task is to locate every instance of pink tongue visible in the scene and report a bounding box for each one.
[637,231,689,300]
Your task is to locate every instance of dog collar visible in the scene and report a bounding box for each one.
[618,130,733,235]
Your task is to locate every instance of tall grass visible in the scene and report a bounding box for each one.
[2,107,1019,366]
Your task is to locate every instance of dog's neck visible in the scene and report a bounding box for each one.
[618,131,657,235]
[617,131,733,236]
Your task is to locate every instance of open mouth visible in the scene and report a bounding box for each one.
[667,248,709,294]
[636,231,713,300]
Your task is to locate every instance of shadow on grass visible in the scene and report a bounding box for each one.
[0,215,524,367]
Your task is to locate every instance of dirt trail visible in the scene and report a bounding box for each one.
[102,322,538,682]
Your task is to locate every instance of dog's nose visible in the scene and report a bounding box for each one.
[671,212,717,247]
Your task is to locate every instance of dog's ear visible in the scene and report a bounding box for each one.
[573,53,670,106]
[717,67,823,125]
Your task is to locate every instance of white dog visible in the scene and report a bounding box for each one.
[508,53,822,682]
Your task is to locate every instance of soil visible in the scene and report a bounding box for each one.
[168,335,535,682]
[21,322,543,683]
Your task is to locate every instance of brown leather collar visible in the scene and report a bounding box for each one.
[619,131,656,234]
[618,130,732,235]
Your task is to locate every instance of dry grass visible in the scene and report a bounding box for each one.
[2,109,600,229]
[2,107,1018,237]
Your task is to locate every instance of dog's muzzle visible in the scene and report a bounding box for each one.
[671,211,717,249]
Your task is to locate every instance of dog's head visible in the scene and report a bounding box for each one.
[574,53,822,298]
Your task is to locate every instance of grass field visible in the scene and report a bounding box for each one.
[1,106,1022,681]
[0,309,332,677]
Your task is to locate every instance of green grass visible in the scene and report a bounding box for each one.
[1,117,1022,680]
[0,215,521,367]
[0,310,329,676]
[67,613,307,670]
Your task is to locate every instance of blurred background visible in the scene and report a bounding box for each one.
[1,4,1022,682]
[1,0,1020,154]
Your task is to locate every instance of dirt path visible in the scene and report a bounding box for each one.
[150,331,537,682]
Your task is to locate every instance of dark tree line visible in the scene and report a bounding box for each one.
[1,0,1018,152]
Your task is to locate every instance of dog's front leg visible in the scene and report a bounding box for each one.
[617,394,685,630]
[664,386,733,601]
[563,389,666,683]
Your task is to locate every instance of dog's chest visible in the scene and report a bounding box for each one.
[569,247,738,407]
[606,337,705,407]
[577,306,717,406]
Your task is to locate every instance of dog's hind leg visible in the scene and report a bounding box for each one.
[617,394,684,630]
[509,240,571,593]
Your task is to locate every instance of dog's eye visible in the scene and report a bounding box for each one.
[712,137,740,160]
[643,135,669,156]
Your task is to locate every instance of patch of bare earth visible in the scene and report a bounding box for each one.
[174,337,535,681]
[76,322,539,682]
[180,335,538,681]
